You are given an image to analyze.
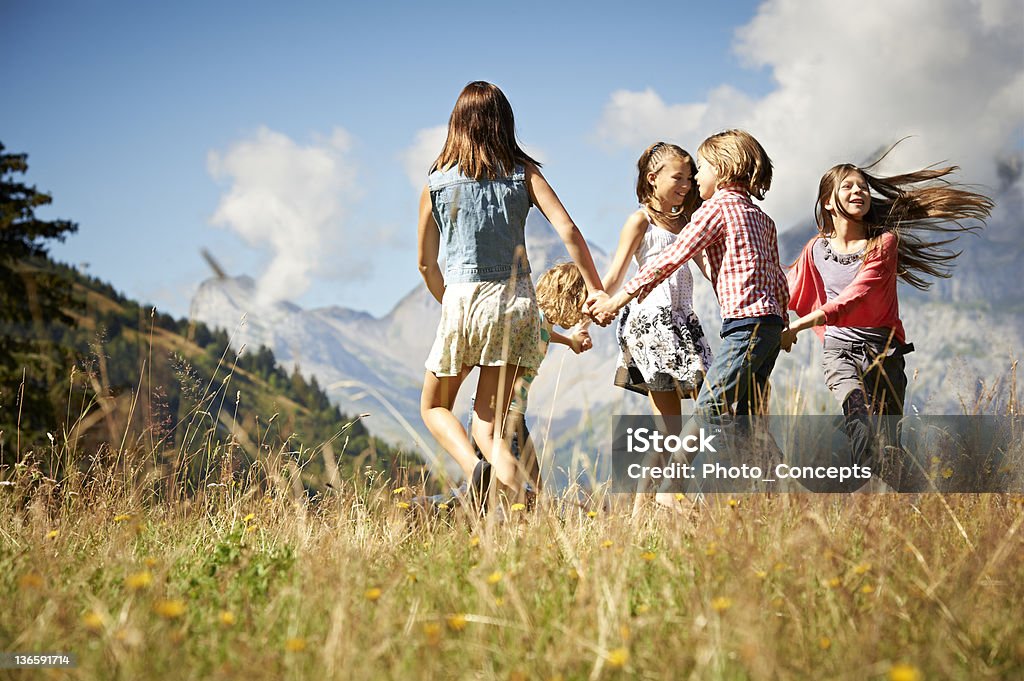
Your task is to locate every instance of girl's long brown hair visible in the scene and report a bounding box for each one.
[635,142,702,227]
[432,81,540,180]
[816,141,994,290]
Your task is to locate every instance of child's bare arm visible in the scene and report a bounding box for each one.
[602,212,647,293]
[416,186,445,303]
[693,249,711,281]
[549,327,592,354]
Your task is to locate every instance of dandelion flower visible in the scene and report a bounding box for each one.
[587,510,598,518]
[245,525,258,533]
[941,467,954,479]
[285,637,307,652]
[392,487,406,495]
[422,622,442,646]
[113,514,131,523]
[606,647,629,669]
[153,599,186,619]
[854,562,871,575]
[487,571,503,585]
[243,513,256,523]
[82,610,104,631]
[727,498,738,508]
[218,611,236,626]
[640,551,656,562]
[494,597,505,606]
[365,587,382,602]
[396,501,410,510]
[510,503,526,512]
[705,543,717,557]
[888,664,921,681]
[755,570,768,580]
[711,597,732,613]
[819,636,831,650]
[860,584,875,594]
[601,540,614,549]
[126,571,153,591]
[437,503,449,510]
[469,536,480,547]
[46,530,59,540]
[828,577,842,588]
[446,614,467,632]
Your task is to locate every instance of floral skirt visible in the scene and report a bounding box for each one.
[615,300,713,397]
[425,277,544,377]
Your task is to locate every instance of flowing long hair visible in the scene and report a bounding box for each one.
[635,142,702,227]
[816,142,994,290]
[432,81,540,180]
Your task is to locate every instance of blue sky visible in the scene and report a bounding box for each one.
[3,0,1022,318]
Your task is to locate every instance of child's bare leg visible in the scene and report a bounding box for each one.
[633,390,686,515]
[473,364,527,496]
[420,368,478,481]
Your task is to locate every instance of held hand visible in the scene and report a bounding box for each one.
[582,291,608,320]
[569,329,592,354]
[780,328,798,353]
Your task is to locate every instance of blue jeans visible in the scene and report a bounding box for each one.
[695,322,783,418]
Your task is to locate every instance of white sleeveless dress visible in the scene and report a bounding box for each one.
[615,211,713,396]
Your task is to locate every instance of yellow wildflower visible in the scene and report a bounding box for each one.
[711,597,732,613]
[126,571,153,591]
[854,562,871,575]
[218,611,236,626]
[422,622,442,646]
[396,501,410,509]
[285,637,307,652]
[113,514,131,522]
[861,584,875,594]
[82,610,104,632]
[242,513,256,523]
[635,604,650,615]
[510,503,526,512]
[446,614,467,632]
[601,540,614,549]
[640,551,657,562]
[888,664,921,681]
[606,647,629,669]
[727,498,738,508]
[705,542,717,557]
[144,557,159,568]
[364,587,382,602]
[392,487,406,495]
[469,536,480,547]
[941,467,954,479]
[819,636,831,650]
[587,510,598,518]
[755,570,768,579]
[487,571,503,585]
[153,599,186,619]
[46,530,59,539]
[828,577,842,588]
[568,568,580,581]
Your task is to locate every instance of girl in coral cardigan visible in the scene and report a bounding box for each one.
[782,147,992,483]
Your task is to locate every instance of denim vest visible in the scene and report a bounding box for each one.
[428,164,532,284]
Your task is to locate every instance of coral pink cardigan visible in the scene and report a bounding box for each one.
[787,232,906,344]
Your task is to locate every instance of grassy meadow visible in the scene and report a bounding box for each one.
[2,438,1023,680]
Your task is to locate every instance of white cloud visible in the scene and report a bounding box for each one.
[401,125,448,190]
[207,127,364,305]
[594,0,1024,229]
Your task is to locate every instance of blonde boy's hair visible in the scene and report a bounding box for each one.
[698,129,773,200]
[535,263,586,328]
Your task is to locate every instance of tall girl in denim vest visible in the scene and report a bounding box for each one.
[417,81,603,502]
[783,145,992,487]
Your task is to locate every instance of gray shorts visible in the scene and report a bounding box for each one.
[821,337,909,415]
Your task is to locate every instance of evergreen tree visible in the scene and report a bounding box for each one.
[0,143,79,453]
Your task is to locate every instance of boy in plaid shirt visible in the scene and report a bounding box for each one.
[588,129,788,420]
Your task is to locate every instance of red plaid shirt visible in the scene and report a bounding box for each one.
[624,185,789,320]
